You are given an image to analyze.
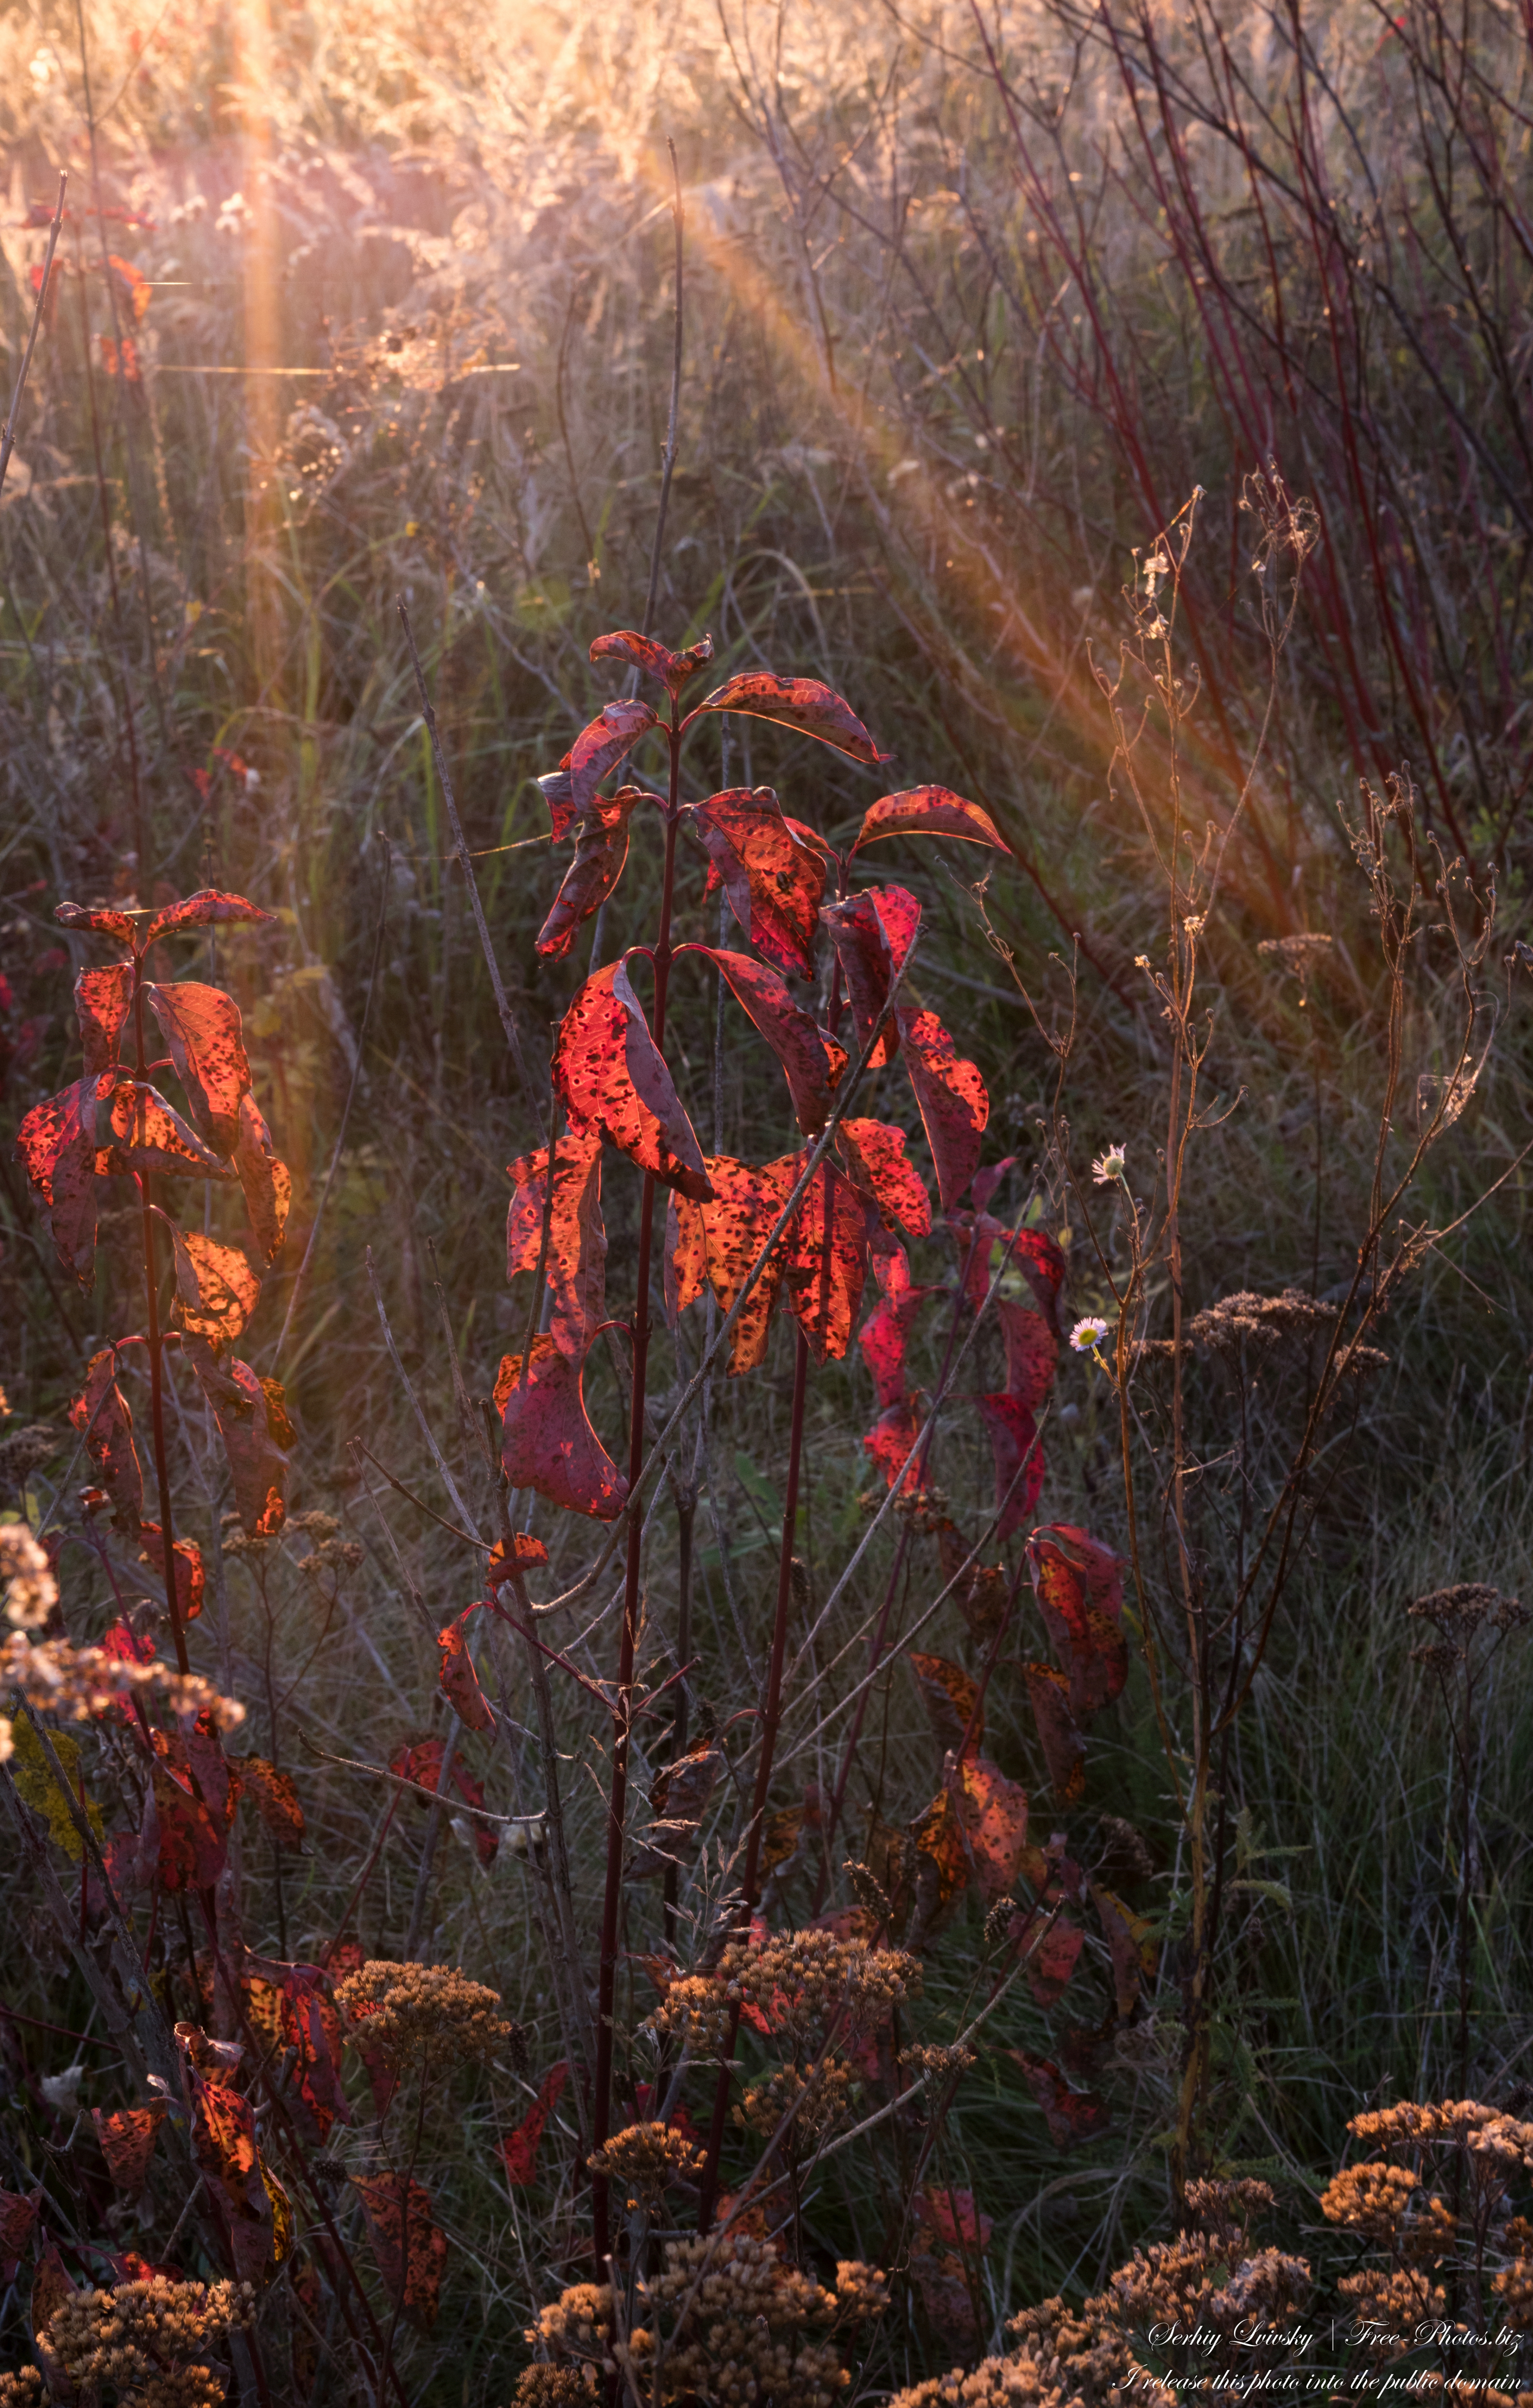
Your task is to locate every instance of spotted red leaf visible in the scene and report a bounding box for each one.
[679,1154,795,1373]
[183,1337,287,1535]
[70,1347,143,1535]
[536,788,639,960]
[15,1074,107,1288]
[355,2175,447,2318]
[1008,1909,1085,2007]
[839,1117,932,1238]
[908,1653,983,1759]
[0,2186,38,2282]
[852,784,1009,856]
[591,627,713,698]
[94,2104,167,2191]
[191,2073,273,2281]
[1025,1664,1086,1802]
[998,1298,1058,1412]
[245,1957,347,2143]
[76,962,133,1072]
[486,1533,550,1585]
[977,1393,1045,1540]
[690,948,845,1137]
[956,1757,1029,1901]
[234,1757,306,1849]
[506,1119,606,1356]
[663,1188,708,1328]
[94,1079,236,1180]
[233,1093,292,1263]
[139,1523,204,1621]
[685,788,828,979]
[55,899,136,940]
[897,1009,988,1214]
[497,1334,627,1520]
[438,1605,495,1732]
[863,1397,922,1489]
[552,958,711,1198]
[558,696,660,823]
[498,2060,568,2185]
[1091,1883,1157,2019]
[143,888,276,946]
[144,981,253,1155]
[820,886,921,1066]
[169,1228,261,1351]
[858,1257,937,1408]
[1007,2051,1110,2148]
[686,672,890,765]
[1027,1526,1128,1718]
[150,1756,227,1891]
[780,1155,868,1361]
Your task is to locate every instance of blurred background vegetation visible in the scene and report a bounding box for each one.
[2,0,1533,2395]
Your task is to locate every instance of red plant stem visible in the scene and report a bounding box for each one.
[591,723,683,2264]
[132,953,189,1676]
[697,1318,812,2229]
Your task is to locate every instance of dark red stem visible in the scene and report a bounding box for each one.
[133,953,189,1676]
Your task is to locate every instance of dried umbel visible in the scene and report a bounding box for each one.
[0,2373,43,2408]
[618,2231,886,2408]
[1408,1584,1530,1642]
[1186,1288,1336,1354]
[333,1959,524,2074]
[0,1637,245,1762]
[737,2056,856,2147]
[1338,2266,1449,2353]
[1104,2230,1311,2348]
[588,2119,704,2211]
[42,2277,254,2408]
[526,2280,615,2370]
[900,2043,976,2083]
[718,1927,919,2046]
[1004,2292,1171,2408]
[1183,2177,1275,2247]
[643,1971,734,2059]
[2,1521,56,1628]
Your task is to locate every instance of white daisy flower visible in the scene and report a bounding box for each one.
[1070,1316,1111,1354]
[1091,1144,1127,1185]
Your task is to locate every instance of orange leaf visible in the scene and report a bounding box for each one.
[955,1756,1029,1901]
[353,2173,447,2329]
[138,1524,204,1622]
[691,948,845,1137]
[145,980,253,1155]
[907,1653,983,1758]
[780,1156,868,1362]
[852,785,1009,856]
[498,2061,568,2185]
[1027,1526,1128,1718]
[839,1117,932,1238]
[438,1607,495,1733]
[819,886,921,1066]
[590,627,714,699]
[93,1079,236,1180]
[233,1093,292,1263]
[897,1008,988,1213]
[235,1756,306,1849]
[536,789,639,960]
[552,959,711,1199]
[16,1074,108,1288]
[76,962,133,1073]
[70,1347,143,1535]
[169,1229,261,1351]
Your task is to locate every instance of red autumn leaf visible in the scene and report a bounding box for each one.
[956,1756,1030,1900]
[108,254,152,321]
[686,671,890,765]
[1008,1909,1085,2007]
[908,1653,983,1759]
[690,948,844,1137]
[353,2175,446,2328]
[1091,1883,1157,2019]
[552,958,711,1199]
[70,1347,143,1535]
[260,1376,296,1451]
[819,886,921,1065]
[438,1606,495,1733]
[839,1117,932,1238]
[558,696,660,823]
[1024,1664,1086,1802]
[863,1396,923,1488]
[498,2061,569,2185]
[914,2185,993,2253]
[858,1259,937,1408]
[977,1393,1045,1541]
[0,2185,39,2280]
[506,1120,606,1357]
[679,1154,795,1373]
[94,1078,236,1180]
[663,1188,708,1328]
[684,788,828,980]
[972,1159,1016,1214]
[241,1957,348,2143]
[15,1073,107,1288]
[55,899,136,940]
[143,888,276,946]
[169,1228,262,1352]
[998,1298,1058,1413]
[897,1008,988,1214]
[234,1757,306,1849]
[144,981,253,1155]
[76,961,133,1072]
[486,1533,549,1585]
[150,1758,228,1891]
[182,1337,287,1535]
[93,2104,167,2191]
[1007,2052,1110,2148]
[908,1785,971,1931]
[852,784,1010,857]
[497,1335,627,1520]
[138,1523,204,1622]
[590,627,714,698]
[233,1092,292,1263]
[536,788,640,960]
[778,1155,868,1362]
[1027,1526,1128,1718]
[1014,1227,1069,1330]
[191,2072,273,2281]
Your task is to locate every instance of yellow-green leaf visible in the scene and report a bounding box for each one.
[10,1718,104,1861]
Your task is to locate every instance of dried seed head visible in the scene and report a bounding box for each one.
[333,1959,524,2073]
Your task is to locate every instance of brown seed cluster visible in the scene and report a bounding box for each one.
[588,2119,704,2211]
[333,1958,524,2073]
[1003,2290,1172,2408]
[1105,2232,1311,2346]
[1186,1288,1336,1354]
[737,2057,856,2147]
[899,2043,976,2083]
[0,2372,43,2408]
[1407,1585,1530,1640]
[0,1632,245,1761]
[718,1927,919,2046]
[41,2278,253,2408]
[1338,2267,1449,2353]
[519,2237,886,2408]
[1183,2178,1275,2247]
[643,1971,734,2059]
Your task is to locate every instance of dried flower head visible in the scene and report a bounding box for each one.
[718,1927,919,2048]
[1256,933,1332,985]
[512,2370,602,2408]
[44,2277,254,2408]
[333,1960,524,2073]
[1091,1146,1127,1186]
[2,1522,57,1630]
[0,1632,245,1762]
[588,2120,704,2211]
[0,1423,61,1488]
[0,2375,43,2408]
[525,2280,615,2370]
[1183,2177,1274,2245]
[1187,1288,1335,1353]
[899,2043,975,2083]
[611,2228,883,2408]
[642,1972,732,2060]
[737,2057,856,2147]
[1339,2267,1448,2354]
[1408,1584,1529,1638]
[1321,2160,1424,2241]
